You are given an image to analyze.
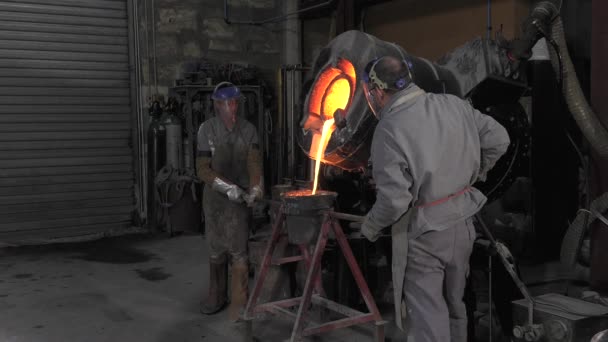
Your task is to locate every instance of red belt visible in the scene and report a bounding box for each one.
[416,187,471,209]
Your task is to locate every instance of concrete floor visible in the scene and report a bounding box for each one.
[0,233,404,342]
[2,231,597,342]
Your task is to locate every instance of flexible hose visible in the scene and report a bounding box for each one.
[548,18,608,159]
[561,192,608,268]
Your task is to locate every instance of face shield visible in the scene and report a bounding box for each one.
[362,82,382,119]
[212,82,241,128]
[213,99,237,127]
[363,58,386,119]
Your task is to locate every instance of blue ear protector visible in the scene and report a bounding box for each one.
[394,58,414,90]
[392,44,414,90]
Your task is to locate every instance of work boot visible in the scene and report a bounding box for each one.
[200,256,227,315]
[228,259,249,322]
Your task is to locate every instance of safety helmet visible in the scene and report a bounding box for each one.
[211,82,242,101]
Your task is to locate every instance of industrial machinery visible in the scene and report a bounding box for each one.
[512,294,608,342]
[284,0,608,340]
[149,97,201,236]
[298,24,530,203]
[298,0,608,201]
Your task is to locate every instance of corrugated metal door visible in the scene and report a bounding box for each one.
[0,0,135,243]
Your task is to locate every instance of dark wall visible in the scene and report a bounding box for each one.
[364,0,529,61]
[300,0,532,67]
[302,17,332,67]
[529,61,580,261]
[562,0,592,100]
[590,0,608,292]
[526,1,593,262]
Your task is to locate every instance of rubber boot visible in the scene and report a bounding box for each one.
[228,259,249,322]
[200,256,227,314]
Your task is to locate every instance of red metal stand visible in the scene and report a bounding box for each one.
[244,207,386,342]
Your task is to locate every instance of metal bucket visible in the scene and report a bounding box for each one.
[281,190,337,245]
[270,184,295,225]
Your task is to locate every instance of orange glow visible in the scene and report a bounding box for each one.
[309,67,341,116]
[307,58,356,195]
[283,189,332,197]
[312,119,335,195]
[283,189,316,197]
[337,59,356,98]
[309,131,322,160]
[308,58,357,118]
[322,77,351,120]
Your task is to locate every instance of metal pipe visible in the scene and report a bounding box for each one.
[359,6,367,32]
[280,64,310,181]
[278,69,287,183]
[151,0,158,94]
[283,68,289,182]
[329,211,364,222]
[548,17,608,158]
[135,0,147,217]
[489,254,493,342]
[475,214,536,328]
[143,0,151,102]
[128,0,146,218]
[487,0,492,40]
[224,0,335,26]
[509,0,561,60]
[275,68,281,185]
[290,68,296,180]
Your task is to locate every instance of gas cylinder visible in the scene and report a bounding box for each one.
[163,99,183,169]
[183,137,192,170]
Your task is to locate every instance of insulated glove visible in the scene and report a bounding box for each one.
[244,185,263,207]
[211,178,245,203]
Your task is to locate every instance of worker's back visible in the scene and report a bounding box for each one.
[372,84,509,238]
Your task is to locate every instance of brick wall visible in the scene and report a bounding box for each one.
[138,0,283,99]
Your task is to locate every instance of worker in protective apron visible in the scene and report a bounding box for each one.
[359,56,510,341]
[196,82,263,321]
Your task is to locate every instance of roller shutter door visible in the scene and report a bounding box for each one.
[0,0,135,243]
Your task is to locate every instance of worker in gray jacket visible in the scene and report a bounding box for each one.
[197,82,263,322]
[360,56,510,341]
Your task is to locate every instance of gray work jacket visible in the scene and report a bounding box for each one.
[367,84,510,330]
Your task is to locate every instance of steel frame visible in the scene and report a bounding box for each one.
[243,207,386,341]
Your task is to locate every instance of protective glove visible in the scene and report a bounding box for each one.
[361,215,383,242]
[243,185,263,207]
[211,177,245,203]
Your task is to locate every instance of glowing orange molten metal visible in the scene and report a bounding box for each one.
[312,119,335,195]
[308,58,356,195]
[322,77,351,120]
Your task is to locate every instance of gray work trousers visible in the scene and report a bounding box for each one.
[403,218,476,342]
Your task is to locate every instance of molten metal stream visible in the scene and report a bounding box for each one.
[312,119,335,195]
